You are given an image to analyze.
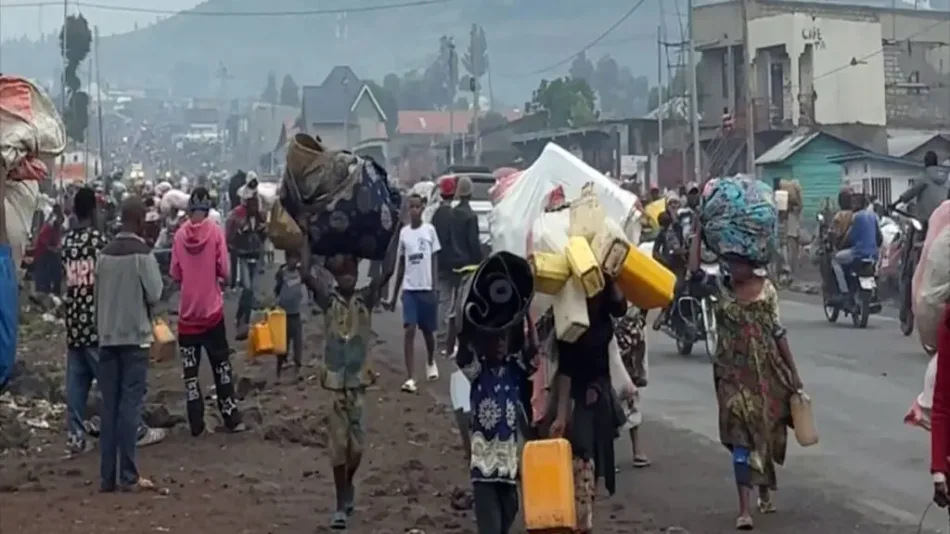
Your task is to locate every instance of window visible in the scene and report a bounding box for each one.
[861,177,893,205]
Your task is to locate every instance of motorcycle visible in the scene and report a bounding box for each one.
[642,208,719,359]
[891,206,926,336]
[815,212,882,328]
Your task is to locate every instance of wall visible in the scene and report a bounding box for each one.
[311,124,346,150]
[747,13,886,126]
[840,159,919,204]
[758,134,855,217]
[352,91,385,145]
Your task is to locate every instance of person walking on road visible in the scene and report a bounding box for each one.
[227,187,266,339]
[430,175,459,358]
[307,248,397,529]
[550,275,628,534]
[448,176,485,348]
[274,248,305,381]
[172,187,244,436]
[94,196,163,492]
[457,317,537,534]
[385,194,441,393]
[709,256,804,530]
[63,187,109,454]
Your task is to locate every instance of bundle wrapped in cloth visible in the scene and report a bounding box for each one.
[700,174,778,265]
[269,133,401,259]
[1,77,66,273]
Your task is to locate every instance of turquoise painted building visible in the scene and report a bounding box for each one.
[755,130,861,218]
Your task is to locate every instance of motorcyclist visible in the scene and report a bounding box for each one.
[892,151,949,223]
[652,193,689,330]
[833,193,882,293]
[891,151,948,292]
[827,188,854,294]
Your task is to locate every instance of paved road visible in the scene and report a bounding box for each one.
[640,290,941,532]
[371,260,941,532]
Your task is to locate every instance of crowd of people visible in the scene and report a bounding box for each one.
[16,151,950,534]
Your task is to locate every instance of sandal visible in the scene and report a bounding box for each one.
[736,515,754,530]
[633,455,652,468]
[330,510,347,530]
[757,496,776,514]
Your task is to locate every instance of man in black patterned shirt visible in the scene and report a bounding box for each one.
[63,187,106,454]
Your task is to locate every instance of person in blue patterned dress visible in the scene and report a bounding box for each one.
[457,319,537,534]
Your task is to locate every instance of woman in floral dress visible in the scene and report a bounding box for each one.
[711,257,803,530]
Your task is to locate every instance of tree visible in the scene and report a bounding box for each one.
[261,71,278,104]
[593,54,621,116]
[647,66,699,115]
[469,110,507,133]
[420,35,458,109]
[568,52,594,84]
[462,23,488,87]
[279,74,299,107]
[527,77,597,128]
[59,14,92,143]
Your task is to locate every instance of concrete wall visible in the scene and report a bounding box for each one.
[747,14,886,126]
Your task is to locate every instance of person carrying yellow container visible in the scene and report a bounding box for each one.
[549,276,628,533]
[273,248,305,381]
[456,315,538,534]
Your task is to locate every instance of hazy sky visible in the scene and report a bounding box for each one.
[1,0,202,39]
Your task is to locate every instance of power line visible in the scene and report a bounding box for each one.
[498,0,650,78]
[1,0,455,15]
[813,16,949,81]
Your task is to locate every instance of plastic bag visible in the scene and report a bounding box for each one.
[450,370,472,413]
[267,199,304,251]
[913,201,950,349]
[905,354,938,431]
[609,336,635,399]
[0,76,66,177]
[700,174,778,265]
[492,143,641,258]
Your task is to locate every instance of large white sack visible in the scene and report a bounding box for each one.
[5,180,40,274]
[159,189,189,214]
[236,183,278,210]
[155,181,173,196]
[491,143,641,258]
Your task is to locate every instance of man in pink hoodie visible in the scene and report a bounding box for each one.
[171,187,245,436]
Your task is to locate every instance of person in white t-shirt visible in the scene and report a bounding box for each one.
[385,194,441,393]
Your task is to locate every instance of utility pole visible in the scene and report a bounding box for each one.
[687,0,701,182]
[60,0,68,184]
[740,0,756,174]
[447,37,456,165]
[84,44,91,181]
[471,26,481,165]
[95,25,104,174]
[656,0,665,156]
[656,24,664,155]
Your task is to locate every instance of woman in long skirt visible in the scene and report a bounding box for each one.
[712,257,803,530]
